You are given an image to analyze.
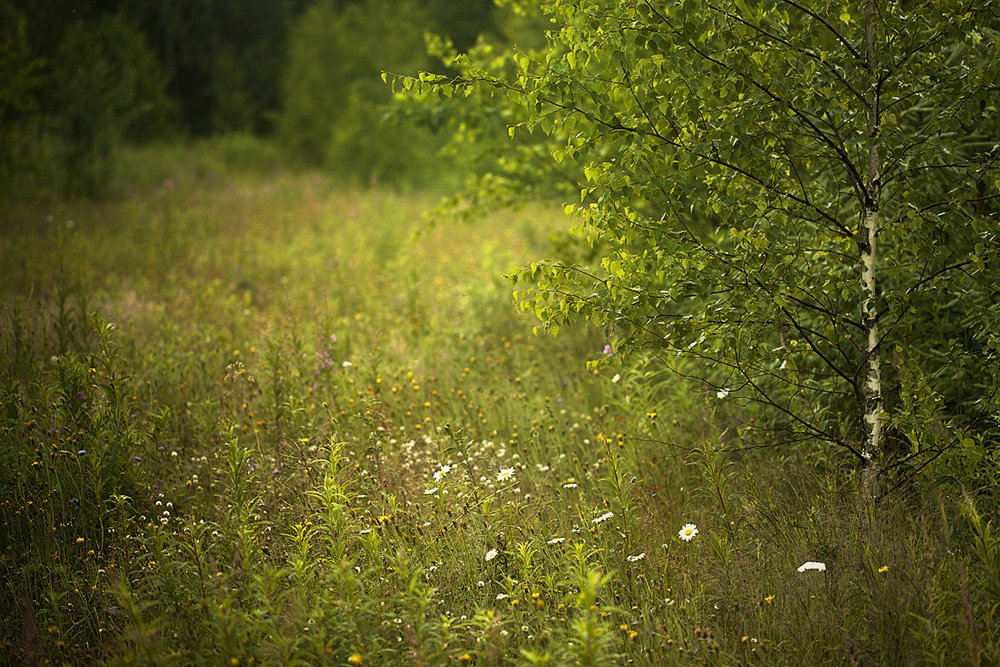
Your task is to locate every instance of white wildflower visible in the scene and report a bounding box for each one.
[678,523,699,541]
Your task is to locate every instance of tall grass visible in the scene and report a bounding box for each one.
[1,143,997,664]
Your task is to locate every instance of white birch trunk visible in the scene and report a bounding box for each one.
[861,0,883,499]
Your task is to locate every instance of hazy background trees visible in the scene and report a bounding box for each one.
[0,0,499,195]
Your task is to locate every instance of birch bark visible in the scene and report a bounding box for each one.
[860,0,883,499]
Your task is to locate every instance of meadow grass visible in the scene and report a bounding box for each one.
[1,142,998,665]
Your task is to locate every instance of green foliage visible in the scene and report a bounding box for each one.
[278,0,500,188]
[395,6,583,216]
[0,3,43,185]
[400,0,1000,490]
[2,0,506,194]
[0,5,173,197]
[117,0,308,136]
[122,0,496,138]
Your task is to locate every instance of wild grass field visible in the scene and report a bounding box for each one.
[1,143,997,665]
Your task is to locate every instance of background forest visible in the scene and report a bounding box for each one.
[2,0,999,665]
[0,0,502,194]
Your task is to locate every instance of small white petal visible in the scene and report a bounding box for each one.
[797,561,827,572]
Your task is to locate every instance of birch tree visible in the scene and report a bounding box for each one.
[400,0,1000,496]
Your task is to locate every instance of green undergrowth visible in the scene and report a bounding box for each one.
[1,149,997,665]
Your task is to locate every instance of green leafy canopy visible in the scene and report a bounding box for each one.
[398,0,1000,484]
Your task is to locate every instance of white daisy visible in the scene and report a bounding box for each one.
[497,467,515,482]
[547,537,566,545]
[626,552,646,562]
[485,548,499,562]
[424,487,438,495]
[678,523,699,541]
[593,511,614,524]
[433,465,453,481]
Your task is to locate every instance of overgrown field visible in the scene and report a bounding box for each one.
[2,146,997,665]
